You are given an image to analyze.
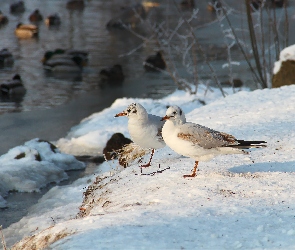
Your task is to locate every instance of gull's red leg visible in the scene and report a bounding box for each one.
[140,149,155,168]
[183,161,198,178]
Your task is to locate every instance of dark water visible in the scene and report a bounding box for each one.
[0,0,294,114]
[0,0,295,231]
[0,0,176,114]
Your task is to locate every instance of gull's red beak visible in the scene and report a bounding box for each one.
[161,115,169,121]
[114,112,127,117]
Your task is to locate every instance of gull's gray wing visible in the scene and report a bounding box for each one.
[177,123,238,149]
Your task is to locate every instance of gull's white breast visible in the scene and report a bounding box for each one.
[128,114,165,149]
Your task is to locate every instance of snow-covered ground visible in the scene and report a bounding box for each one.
[0,139,85,208]
[2,82,295,249]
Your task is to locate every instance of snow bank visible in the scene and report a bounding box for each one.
[273,44,295,74]
[0,139,85,194]
[6,85,295,249]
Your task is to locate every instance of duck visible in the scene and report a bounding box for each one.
[43,55,84,73]
[45,14,61,27]
[0,49,14,68]
[65,49,88,62]
[29,9,43,23]
[99,64,124,83]
[66,0,85,10]
[42,49,88,65]
[10,1,25,14]
[0,11,8,26]
[15,23,38,39]
[144,52,166,71]
[55,49,88,64]
[0,74,26,96]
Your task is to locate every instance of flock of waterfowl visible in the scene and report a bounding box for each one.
[0,0,169,102]
[0,0,90,101]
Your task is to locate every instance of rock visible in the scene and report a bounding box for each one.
[272,60,295,88]
[103,133,132,165]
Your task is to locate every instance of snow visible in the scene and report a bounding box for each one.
[0,138,85,194]
[2,84,295,249]
[273,44,295,74]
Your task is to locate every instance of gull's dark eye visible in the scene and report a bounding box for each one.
[173,111,177,115]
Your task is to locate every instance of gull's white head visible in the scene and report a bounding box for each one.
[161,105,186,124]
[115,103,147,119]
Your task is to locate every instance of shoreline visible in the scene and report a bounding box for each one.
[0,87,124,156]
[0,83,173,229]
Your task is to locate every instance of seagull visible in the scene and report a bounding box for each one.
[114,103,165,168]
[161,106,267,178]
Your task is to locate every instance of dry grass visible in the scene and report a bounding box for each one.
[0,226,7,250]
[11,226,72,250]
[118,143,150,167]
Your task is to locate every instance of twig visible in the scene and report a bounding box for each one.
[172,0,226,97]
[138,165,171,176]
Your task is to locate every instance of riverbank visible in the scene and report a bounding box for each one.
[0,86,123,156]
[0,77,175,229]
[5,84,295,249]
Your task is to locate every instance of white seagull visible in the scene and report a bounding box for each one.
[115,103,166,167]
[161,106,267,178]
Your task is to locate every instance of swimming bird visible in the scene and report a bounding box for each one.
[161,106,267,178]
[99,64,124,84]
[29,9,43,23]
[115,103,166,168]
[45,14,61,27]
[0,49,14,68]
[42,49,88,65]
[0,11,9,26]
[0,74,26,96]
[15,23,38,39]
[43,55,84,73]
[10,1,25,14]
[144,52,166,71]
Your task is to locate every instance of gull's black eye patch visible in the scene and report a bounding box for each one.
[132,109,137,113]
[127,109,131,113]
[179,109,182,116]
